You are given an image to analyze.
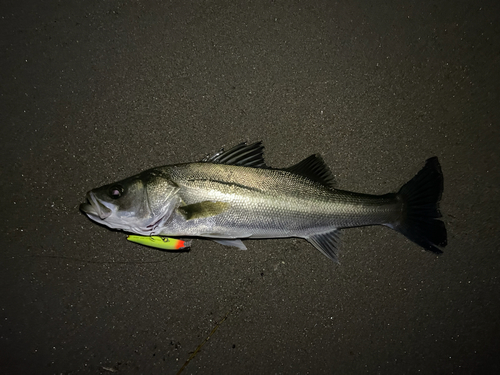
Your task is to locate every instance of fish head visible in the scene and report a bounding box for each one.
[80,170,179,235]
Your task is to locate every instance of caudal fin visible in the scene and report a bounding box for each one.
[393,157,447,253]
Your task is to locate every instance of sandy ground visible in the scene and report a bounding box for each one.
[1,0,499,374]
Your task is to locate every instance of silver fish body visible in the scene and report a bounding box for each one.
[154,163,399,238]
[80,142,447,262]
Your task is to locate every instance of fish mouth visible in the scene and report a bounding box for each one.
[80,192,112,220]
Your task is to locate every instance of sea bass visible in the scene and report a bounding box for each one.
[80,142,447,262]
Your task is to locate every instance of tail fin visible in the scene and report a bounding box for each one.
[393,157,447,253]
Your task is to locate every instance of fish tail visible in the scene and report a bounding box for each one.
[392,157,447,253]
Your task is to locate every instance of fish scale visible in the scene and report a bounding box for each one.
[163,163,397,233]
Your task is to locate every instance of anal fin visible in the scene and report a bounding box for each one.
[306,230,341,263]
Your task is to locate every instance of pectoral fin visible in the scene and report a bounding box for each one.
[178,201,230,220]
[213,239,247,250]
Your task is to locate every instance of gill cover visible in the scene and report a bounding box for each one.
[80,170,180,235]
[142,171,180,234]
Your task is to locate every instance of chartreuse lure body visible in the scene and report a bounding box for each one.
[127,235,191,250]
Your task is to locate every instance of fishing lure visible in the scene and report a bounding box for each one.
[127,235,191,250]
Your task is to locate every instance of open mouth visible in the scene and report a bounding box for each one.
[80,192,112,220]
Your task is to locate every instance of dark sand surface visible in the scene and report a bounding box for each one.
[2,1,499,373]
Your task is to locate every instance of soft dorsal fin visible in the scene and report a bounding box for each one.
[285,154,336,187]
[202,141,267,168]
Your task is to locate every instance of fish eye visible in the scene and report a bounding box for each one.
[108,185,124,199]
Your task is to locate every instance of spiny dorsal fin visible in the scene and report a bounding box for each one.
[285,154,336,187]
[202,141,267,168]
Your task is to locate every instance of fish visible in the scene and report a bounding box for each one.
[80,142,447,262]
